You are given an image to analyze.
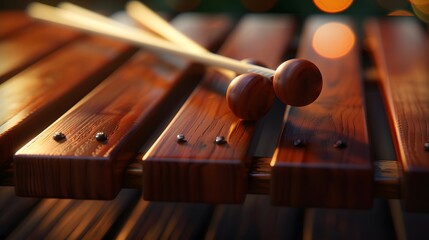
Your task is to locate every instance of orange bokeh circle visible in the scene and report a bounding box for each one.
[313,0,354,13]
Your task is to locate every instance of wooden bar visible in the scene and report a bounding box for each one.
[116,200,213,239]
[205,195,304,239]
[7,189,139,239]
[0,187,39,238]
[271,17,373,208]
[14,14,232,199]
[143,15,295,203]
[304,200,396,240]
[0,12,33,38]
[397,200,429,239]
[365,18,429,211]
[0,22,81,83]
[0,36,135,169]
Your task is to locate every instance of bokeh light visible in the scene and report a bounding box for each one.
[312,22,355,59]
[411,0,429,23]
[313,0,353,13]
[410,0,429,10]
[388,10,414,16]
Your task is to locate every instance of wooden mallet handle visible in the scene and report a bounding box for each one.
[28,2,322,118]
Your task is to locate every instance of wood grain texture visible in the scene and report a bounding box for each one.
[0,12,33,38]
[0,22,81,83]
[14,14,232,199]
[365,19,429,211]
[271,17,373,208]
[0,187,39,238]
[143,15,295,203]
[273,59,323,107]
[399,202,429,239]
[0,36,135,169]
[205,195,304,239]
[116,199,213,239]
[226,73,275,120]
[304,200,395,240]
[7,189,139,239]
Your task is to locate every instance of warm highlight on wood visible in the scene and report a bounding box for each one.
[5,188,139,239]
[0,33,135,169]
[14,14,232,199]
[143,15,295,203]
[0,12,33,38]
[0,22,81,83]
[365,18,429,211]
[271,17,373,208]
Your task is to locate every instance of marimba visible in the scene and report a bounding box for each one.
[0,9,428,239]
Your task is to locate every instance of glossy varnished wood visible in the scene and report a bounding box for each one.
[0,35,135,169]
[7,189,139,239]
[116,199,213,239]
[0,187,39,238]
[271,17,373,208]
[226,73,275,120]
[143,15,295,203]
[0,12,33,38]
[0,22,81,83]
[273,59,323,107]
[304,200,395,240]
[205,195,304,239]
[365,18,429,211]
[14,14,232,199]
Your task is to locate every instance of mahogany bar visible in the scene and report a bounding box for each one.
[304,200,396,239]
[0,12,33,38]
[365,18,429,211]
[0,22,81,83]
[143,15,295,203]
[3,187,139,239]
[0,31,135,169]
[270,17,372,209]
[14,14,232,199]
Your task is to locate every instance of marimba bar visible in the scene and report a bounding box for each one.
[14,13,232,199]
[365,18,429,211]
[0,11,428,213]
[270,17,372,209]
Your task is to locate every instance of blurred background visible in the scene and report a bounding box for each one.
[0,0,428,23]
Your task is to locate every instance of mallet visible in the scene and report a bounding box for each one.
[28,2,323,120]
[125,1,322,120]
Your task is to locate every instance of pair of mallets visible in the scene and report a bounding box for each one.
[28,1,323,120]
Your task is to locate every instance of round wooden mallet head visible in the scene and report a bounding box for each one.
[273,59,323,107]
[227,73,275,121]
